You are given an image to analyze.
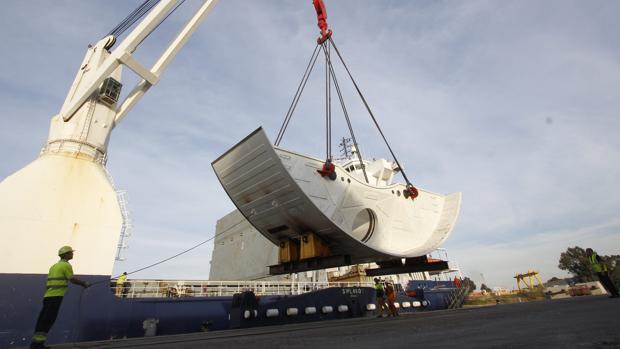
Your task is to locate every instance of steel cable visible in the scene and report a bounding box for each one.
[105,0,186,50]
[107,0,160,38]
[111,2,154,37]
[328,37,414,186]
[324,42,332,160]
[323,45,369,183]
[275,45,321,146]
[136,0,186,48]
[72,227,231,339]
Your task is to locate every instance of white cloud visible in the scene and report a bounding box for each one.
[447,218,620,288]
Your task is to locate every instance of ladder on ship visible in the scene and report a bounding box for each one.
[447,286,471,309]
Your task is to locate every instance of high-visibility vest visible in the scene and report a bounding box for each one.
[116,274,128,286]
[375,283,385,297]
[44,260,73,298]
[590,253,607,273]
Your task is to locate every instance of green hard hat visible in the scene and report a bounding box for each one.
[58,245,75,256]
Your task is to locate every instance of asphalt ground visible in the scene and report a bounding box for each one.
[60,295,620,349]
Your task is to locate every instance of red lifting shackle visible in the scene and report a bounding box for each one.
[403,184,419,200]
[317,159,337,180]
[313,0,332,44]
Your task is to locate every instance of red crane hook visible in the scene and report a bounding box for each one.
[313,0,332,44]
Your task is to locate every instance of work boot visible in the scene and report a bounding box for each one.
[30,343,51,349]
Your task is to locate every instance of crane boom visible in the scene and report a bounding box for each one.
[61,0,218,124]
[116,0,218,124]
[0,0,220,288]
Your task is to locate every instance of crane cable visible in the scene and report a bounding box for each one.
[275,44,321,146]
[321,42,369,183]
[324,42,332,161]
[120,234,214,277]
[327,37,416,192]
[83,231,224,288]
[73,229,228,341]
[104,0,187,50]
[107,0,160,38]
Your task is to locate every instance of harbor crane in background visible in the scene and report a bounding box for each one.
[515,270,544,290]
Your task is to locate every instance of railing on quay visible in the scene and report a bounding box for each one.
[111,279,374,299]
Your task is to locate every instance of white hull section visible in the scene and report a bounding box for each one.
[212,128,461,263]
[0,154,123,275]
[278,149,461,257]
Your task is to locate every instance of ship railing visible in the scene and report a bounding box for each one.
[111,280,374,298]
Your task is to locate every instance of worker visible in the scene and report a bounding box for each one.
[30,246,89,349]
[586,248,619,298]
[116,272,128,297]
[374,278,388,318]
[385,282,399,317]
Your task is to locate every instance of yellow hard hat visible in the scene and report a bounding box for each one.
[58,245,75,256]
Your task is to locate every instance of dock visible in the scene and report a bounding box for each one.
[53,295,619,348]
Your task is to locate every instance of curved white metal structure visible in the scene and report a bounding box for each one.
[212,128,461,264]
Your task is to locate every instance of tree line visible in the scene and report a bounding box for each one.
[558,246,619,285]
[459,245,619,292]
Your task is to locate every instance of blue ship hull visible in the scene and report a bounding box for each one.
[0,274,377,348]
[405,280,463,310]
[1,274,459,348]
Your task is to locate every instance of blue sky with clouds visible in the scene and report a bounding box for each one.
[1,0,619,289]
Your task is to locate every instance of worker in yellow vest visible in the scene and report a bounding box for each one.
[115,272,128,297]
[586,248,619,298]
[374,278,389,318]
[30,246,89,349]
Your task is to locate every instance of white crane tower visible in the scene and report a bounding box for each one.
[0,0,218,278]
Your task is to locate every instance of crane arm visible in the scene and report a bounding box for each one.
[115,0,218,124]
[60,0,218,123]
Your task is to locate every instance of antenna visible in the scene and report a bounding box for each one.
[338,137,352,159]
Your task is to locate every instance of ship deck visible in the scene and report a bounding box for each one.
[53,295,619,349]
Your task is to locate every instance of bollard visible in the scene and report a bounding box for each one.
[142,318,159,337]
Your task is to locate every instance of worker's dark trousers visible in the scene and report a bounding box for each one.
[596,272,619,297]
[31,296,63,347]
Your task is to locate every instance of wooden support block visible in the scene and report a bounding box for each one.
[269,255,351,275]
[300,233,330,260]
[278,239,299,263]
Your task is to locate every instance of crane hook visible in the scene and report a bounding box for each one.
[313,0,332,44]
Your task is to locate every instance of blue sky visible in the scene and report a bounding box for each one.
[1,1,619,289]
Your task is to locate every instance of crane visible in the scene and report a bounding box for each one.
[0,0,218,280]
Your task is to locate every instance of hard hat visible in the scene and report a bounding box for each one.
[58,245,75,256]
